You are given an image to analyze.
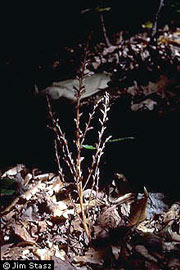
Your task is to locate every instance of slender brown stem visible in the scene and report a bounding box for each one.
[54,139,65,182]
[74,46,91,240]
[99,12,111,47]
[77,182,91,239]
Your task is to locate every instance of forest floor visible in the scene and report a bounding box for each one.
[0,162,180,269]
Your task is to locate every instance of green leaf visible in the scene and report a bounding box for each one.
[109,137,135,143]
[0,178,16,188]
[82,137,135,150]
[142,21,153,29]
[82,144,97,150]
[1,189,15,196]
[95,6,111,13]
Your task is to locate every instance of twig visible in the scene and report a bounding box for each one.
[54,139,65,182]
[99,12,111,47]
[151,0,165,38]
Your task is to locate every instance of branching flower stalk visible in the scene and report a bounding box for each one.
[74,89,111,237]
[83,93,112,191]
[46,48,111,242]
[54,139,65,183]
[46,96,77,180]
[80,100,101,147]
[84,93,111,215]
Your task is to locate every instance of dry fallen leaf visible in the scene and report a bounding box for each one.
[1,245,34,260]
[50,200,74,218]
[54,248,66,261]
[168,257,180,270]
[50,176,64,194]
[111,245,121,261]
[53,256,76,270]
[38,220,47,233]
[98,206,121,229]
[2,164,25,177]
[128,187,148,226]
[135,245,157,263]
[33,247,55,260]
[1,243,14,258]
[13,223,37,243]
[1,181,46,215]
[159,226,180,242]
[74,248,105,265]
[163,202,180,224]
[33,172,55,181]
[131,99,157,111]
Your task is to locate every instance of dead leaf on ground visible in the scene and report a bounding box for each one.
[53,256,76,270]
[1,243,14,258]
[134,245,157,263]
[159,225,180,242]
[33,172,55,181]
[2,164,25,177]
[1,181,46,215]
[111,245,121,261]
[168,257,180,270]
[33,247,55,260]
[1,245,35,260]
[49,175,63,193]
[74,248,105,265]
[163,202,180,224]
[97,206,121,229]
[13,222,37,243]
[128,187,148,226]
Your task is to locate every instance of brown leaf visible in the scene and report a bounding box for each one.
[128,187,148,226]
[22,182,46,200]
[1,181,46,215]
[51,176,64,194]
[168,257,180,269]
[98,206,121,229]
[160,226,180,242]
[131,99,157,111]
[3,209,16,221]
[74,248,104,265]
[111,245,121,261]
[93,225,110,239]
[21,206,34,221]
[33,172,55,181]
[38,220,47,233]
[1,245,33,260]
[135,245,157,262]
[13,223,36,243]
[168,228,180,242]
[163,202,180,224]
[1,244,14,258]
[34,248,55,260]
[2,164,25,177]
[53,256,76,270]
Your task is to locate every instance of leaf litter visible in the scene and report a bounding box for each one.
[0,164,180,269]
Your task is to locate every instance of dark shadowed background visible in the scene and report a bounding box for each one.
[0,1,180,199]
